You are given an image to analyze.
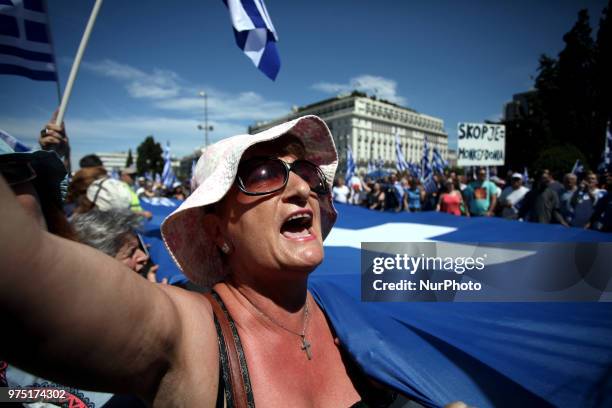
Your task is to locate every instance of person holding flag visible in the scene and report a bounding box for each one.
[395,135,409,174]
[345,146,363,204]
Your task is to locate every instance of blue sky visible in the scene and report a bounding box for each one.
[1,0,608,166]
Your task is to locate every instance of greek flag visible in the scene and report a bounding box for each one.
[422,174,438,194]
[409,162,421,179]
[376,158,384,170]
[223,0,280,80]
[191,159,197,177]
[571,159,584,175]
[432,147,447,174]
[0,128,30,152]
[144,171,153,182]
[161,142,175,189]
[0,0,57,81]
[600,122,611,172]
[110,168,120,180]
[367,159,374,174]
[421,140,432,179]
[155,172,161,185]
[395,135,409,172]
[345,146,356,181]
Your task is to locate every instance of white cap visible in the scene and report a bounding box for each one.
[511,173,523,180]
[86,178,133,211]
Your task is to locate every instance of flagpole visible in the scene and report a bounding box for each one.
[42,0,62,103]
[55,0,104,126]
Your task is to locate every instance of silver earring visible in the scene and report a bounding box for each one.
[221,242,230,254]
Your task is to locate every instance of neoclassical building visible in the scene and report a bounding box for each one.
[249,92,448,177]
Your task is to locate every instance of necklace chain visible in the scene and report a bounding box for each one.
[233,286,312,359]
[236,288,309,337]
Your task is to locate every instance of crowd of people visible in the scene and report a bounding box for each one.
[332,166,612,232]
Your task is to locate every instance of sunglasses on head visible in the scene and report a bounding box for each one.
[236,157,329,196]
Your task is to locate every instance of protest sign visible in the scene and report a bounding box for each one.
[457,122,505,166]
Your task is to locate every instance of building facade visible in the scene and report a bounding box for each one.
[249,92,449,178]
[503,90,537,122]
[94,152,135,172]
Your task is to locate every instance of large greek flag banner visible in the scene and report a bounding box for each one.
[223,0,280,80]
[0,0,57,81]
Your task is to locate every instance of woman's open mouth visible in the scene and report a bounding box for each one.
[280,211,314,240]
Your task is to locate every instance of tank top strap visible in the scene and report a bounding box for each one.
[209,291,255,408]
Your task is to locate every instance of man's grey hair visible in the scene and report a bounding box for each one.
[71,209,142,257]
[564,173,578,182]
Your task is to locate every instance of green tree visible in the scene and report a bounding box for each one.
[594,1,612,145]
[503,89,553,171]
[533,144,588,177]
[136,136,163,175]
[125,148,133,168]
[558,10,597,160]
[504,6,611,172]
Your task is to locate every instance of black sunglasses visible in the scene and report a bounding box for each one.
[236,157,329,196]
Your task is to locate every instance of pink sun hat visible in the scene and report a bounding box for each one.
[161,115,338,287]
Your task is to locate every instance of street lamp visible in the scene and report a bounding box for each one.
[197,91,214,147]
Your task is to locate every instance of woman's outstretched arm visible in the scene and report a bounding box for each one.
[0,176,183,400]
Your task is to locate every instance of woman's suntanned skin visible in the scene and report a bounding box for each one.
[0,138,363,407]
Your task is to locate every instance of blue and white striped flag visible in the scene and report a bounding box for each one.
[0,128,31,152]
[423,174,438,194]
[432,147,447,174]
[191,159,197,177]
[523,166,529,184]
[367,159,374,174]
[571,159,584,175]
[0,0,57,81]
[223,0,280,80]
[599,122,611,173]
[376,158,384,170]
[421,140,432,179]
[395,135,409,173]
[155,172,161,185]
[110,168,120,180]
[409,162,421,179]
[144,171,153,182]
[161,141,175,189]
[345,146,356,181]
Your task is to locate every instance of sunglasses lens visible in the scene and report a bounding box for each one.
[292,160,327,194]
[238,159,286,194]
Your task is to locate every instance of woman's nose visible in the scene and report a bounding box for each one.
[134,248,149,265]
[283,170,311,202]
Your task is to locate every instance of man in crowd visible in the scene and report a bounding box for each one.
[497,173,529,220]
[559,173,578,225]
[464,168,497,216]
[519,169,568,226]
[587,174,612,232]
[120,167,153,219]
[79,154,103,168]
[569,171,603,228]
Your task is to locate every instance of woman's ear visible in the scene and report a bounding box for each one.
[203,211,232,255]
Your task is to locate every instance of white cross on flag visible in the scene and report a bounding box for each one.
[0,0,57,81]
